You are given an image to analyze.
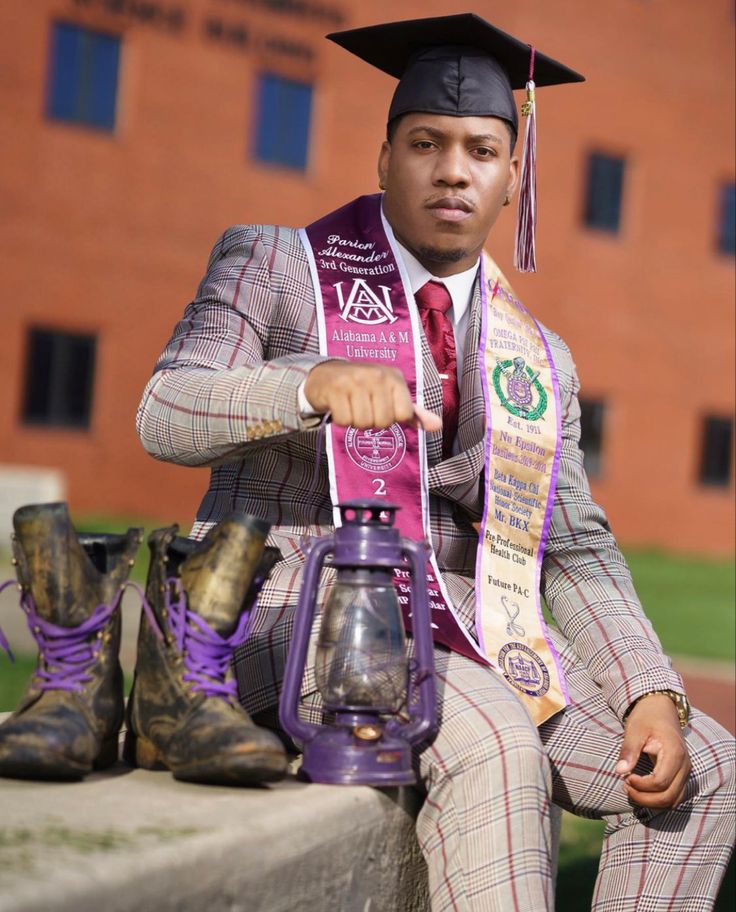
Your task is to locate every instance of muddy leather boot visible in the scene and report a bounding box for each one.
[0,503,142,780]
[123,514,287,785]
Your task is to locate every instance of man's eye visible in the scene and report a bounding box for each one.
[413,141,436,150]
[474,147,497,158]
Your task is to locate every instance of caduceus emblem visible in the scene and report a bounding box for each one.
[502,595,526,637]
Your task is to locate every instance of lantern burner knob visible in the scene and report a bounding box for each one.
[338,500,399,527]
[353,723,383,741]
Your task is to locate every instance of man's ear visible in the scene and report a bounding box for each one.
[377,141,391,190]
[506,154,520,201]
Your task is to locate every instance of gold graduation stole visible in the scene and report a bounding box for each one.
[475,253,568,724]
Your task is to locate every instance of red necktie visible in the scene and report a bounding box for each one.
[415,280,459,458]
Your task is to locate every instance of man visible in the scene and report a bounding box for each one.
[137,14,734,910]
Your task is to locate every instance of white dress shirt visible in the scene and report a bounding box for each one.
[393,239,479,382]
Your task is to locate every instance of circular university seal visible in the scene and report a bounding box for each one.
[492,356,548,421]
[498,642,551,698]
[345,424,407,473]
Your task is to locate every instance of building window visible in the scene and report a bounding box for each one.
[22,328,96,429]
[583,153,625,233]
[699,416,733,487]
[46,22,121,131]
[254,73,312,170]
[717,182,735,255]
[579,398,606,478]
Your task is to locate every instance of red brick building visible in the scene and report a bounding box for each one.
[0,0,734,553]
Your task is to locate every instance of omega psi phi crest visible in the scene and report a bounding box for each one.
[335,278,397,325]
[493,356,548,421]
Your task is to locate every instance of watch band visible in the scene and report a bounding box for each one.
[623,689,690,728]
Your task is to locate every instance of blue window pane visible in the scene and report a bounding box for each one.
[47,22,120,131]
[48,23,82,122]
[584,153,625,233]
[255,74,312,170]
[88,32,120,130]
[718,183,735,255]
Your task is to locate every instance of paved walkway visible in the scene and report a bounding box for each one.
[674,657,735,735]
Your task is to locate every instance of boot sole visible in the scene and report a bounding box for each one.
[0,733,119,782]
[123,730,287,785]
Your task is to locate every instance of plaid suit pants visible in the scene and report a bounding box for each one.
[411,633,735,911]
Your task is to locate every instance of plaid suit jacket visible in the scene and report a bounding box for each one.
[137,222,684,720]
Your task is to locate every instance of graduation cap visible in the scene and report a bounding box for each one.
[327,14,585,273]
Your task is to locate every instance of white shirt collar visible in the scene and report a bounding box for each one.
[394,240,478,324]
[394,236,480,325]
[380,207,479,322]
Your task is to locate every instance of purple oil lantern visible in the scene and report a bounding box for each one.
[279,501,437,786]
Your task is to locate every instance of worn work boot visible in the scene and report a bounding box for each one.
[123,514,287,785]
[0,503,142,780]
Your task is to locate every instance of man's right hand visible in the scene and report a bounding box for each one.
[304,361,442,432]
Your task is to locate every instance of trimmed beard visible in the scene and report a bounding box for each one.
[416,245,468,265]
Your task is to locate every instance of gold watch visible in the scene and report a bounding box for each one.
[624,690,690,728]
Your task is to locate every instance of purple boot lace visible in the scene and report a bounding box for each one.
[0,579,142,693]
[160,578,254,701]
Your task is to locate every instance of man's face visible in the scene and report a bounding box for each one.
[378,113,519,277]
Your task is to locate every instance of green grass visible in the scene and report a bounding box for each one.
[623,549,735,662]
[0,655,37,712]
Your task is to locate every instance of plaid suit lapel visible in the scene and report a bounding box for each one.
[457,280,484,452]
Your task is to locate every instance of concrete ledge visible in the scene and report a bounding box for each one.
[0,710,563,912]
[0,716,428,912]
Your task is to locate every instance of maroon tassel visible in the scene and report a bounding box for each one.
[514,47,537,273]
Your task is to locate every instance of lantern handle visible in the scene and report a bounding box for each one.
[389,537,438,745]
[278,535,335,746]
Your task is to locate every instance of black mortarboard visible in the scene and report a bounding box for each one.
[327,13,584,134]
[327,14,585,272]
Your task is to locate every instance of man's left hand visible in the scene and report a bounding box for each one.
[615,693,691,809]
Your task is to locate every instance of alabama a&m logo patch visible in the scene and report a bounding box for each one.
[335,279,397,325]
